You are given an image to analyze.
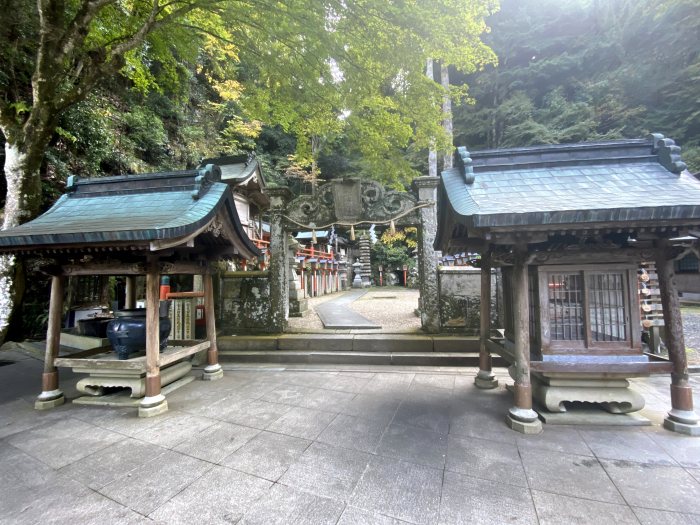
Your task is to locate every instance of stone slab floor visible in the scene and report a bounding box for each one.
[3,350,700,524]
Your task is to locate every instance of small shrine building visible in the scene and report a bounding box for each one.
[436,134,700,435]
[0,165,259,416]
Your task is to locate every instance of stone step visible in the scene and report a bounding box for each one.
[218,334,480,353]
[217,350,505,367]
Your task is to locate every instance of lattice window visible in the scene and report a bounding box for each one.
[588,273,627,342]
[548,273,584,341]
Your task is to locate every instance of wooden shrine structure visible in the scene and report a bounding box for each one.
[0,165,259,417]
[436,134,700,435]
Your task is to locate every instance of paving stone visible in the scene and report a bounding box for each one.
[393,395,451,434]
[60,437,167,490]
[339,393,401,424]
[298,388,356,412]
[6,476,147,525]
[70,405,176,437]
[226,380,280,400]
[449,409,518,445]
[377,423,447,468]
[350,455,442,525]
[321,374,373,393]
[446,434,527,487]
[279,441,371,501]
[646,428,700,467]
[632,507,700,524]
[601,459,700,512]
[439,470,537,525]
[218,399,292,429]
[532,490,639,525]
[239,483,345,525]
[266,406,337,440]
[337,506,411,525]
[281,371,338,389]
[0,443,74,516]
[520,448,624,503]
[261,384,318,406]
[580,428,678,465]
[6,416,124,469]
[133,412,216,448]
[516,425,593,456]
[317,413,388,454]
[221,430,311,481]
[363,372,415,393]
[173,421,260,463]
[410,373,455,391]
[0,398,63,439]
[149,465,271,524]
[99,450,212,515]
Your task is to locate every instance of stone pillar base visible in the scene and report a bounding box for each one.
[664,416,700,436]
[202,364,224,381]
[35,390,65,410]
[506,407,542,434]
[474,370,498,389]
[139,394,168,418]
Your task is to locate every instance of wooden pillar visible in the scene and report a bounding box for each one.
[124,276,136,309]
[35,275,66,410]
[506,250,542,433]
[475,253,497,389]
[656,239,700,435]
[202,271,224,380]
[139,257,168,417]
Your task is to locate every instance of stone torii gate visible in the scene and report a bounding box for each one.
[265,177,441,332]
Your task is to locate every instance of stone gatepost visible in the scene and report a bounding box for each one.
[266,187,292,332]
[413,176,440,333]
[288,236,308,317]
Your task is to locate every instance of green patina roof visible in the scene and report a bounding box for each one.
[439,134,700,230]
[0,165,260,259]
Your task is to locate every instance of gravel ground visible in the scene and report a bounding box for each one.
[287,287,422,334]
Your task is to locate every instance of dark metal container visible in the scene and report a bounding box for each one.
[106,307,172,360]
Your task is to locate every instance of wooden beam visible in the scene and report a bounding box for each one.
[62,260,211,276]
[144,257,161,398]
[36,275,66,409]
[202,272,224,380]
[506,248,541,432]
[475,250,497,389]
[125,276,136,309]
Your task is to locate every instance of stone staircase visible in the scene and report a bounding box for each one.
[218,334,507,367]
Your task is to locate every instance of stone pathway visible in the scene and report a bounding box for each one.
[315,290,381,330]
[3,344,700,524]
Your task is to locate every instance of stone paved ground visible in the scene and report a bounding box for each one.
[3,345,700,524]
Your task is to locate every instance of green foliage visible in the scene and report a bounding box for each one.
[371,228,418,284]
[454,0,700,172]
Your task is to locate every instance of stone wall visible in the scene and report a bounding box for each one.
[218,271,274,333]
[438,267,501,334]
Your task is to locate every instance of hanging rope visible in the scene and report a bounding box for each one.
[280,201,434,231]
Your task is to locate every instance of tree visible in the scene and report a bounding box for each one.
[0,0,497,343]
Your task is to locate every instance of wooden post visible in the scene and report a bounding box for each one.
[656,239,700,435]
[202,271,224,380]
[506,250,542,433]
[35,275,66,409]
[475,253,497,389]
[125,276,136,309]
[139,257,168,417]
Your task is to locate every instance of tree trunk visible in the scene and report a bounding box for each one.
[0,141,45,345]
[426,58,437,177]
[441,63,453,170]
